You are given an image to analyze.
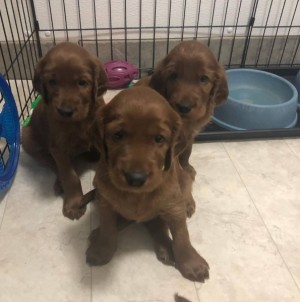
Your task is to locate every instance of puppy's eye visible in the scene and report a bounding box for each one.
[78,79,88,86]
[113,131,125,141]
[48,79,57,86]
[154,135,165,144]
[169,73,178,81]
[199,75,209,84]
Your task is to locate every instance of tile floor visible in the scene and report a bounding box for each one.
[1,89,300,301]
[1,138,300,302]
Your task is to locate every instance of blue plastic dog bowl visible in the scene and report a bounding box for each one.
[294,70,300,110]
[212,69,298,130]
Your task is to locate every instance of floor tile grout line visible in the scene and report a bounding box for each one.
[285,140,300,162]
[193,282,201,302]
[222,142,300,293]
[0,199,7,230]
[0,192,10,232]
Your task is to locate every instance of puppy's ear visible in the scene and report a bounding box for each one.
[33,58,48,102]
[164,148,172,171]
[211,66,228,106]
[149,59,168,98]
[92,58,108,100]
[164,109,182,171]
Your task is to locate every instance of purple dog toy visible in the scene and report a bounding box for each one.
[104,60,138,89]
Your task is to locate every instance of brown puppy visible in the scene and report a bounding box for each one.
[22,42,107,220]
[86,86,209,282]
[138,40,228,216]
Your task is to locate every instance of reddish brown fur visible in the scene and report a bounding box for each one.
[87,86,209,282]
[22,42,107,220]
[137,40,228,216]
[174,294,192,302]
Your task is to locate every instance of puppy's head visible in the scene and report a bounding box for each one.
[33,42,107,122]
[150,40,228,125]
[96,86,181,193]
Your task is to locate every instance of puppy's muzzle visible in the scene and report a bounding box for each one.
[57,106,74,118]
[124,171,148,187]
[176,102,192,114]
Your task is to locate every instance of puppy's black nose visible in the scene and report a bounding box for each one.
[125,171,147,187]
[57,106,74,118]
[176,103,192,114]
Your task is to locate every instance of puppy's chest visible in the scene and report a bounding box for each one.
[53,121,92,153]
[108,193,160,222]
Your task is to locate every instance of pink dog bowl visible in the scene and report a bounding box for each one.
[104,60,138,89]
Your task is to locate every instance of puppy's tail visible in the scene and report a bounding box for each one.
[80,189,96,209]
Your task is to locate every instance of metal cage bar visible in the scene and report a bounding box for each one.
[1,0,300,144]
[279,0,300,65]
[0,0,40,167]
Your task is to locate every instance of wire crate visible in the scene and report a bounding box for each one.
[1,0,300,172]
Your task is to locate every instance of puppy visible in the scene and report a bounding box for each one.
[86,86,209,282]
[22,42,107,220]
[138,40,228,216]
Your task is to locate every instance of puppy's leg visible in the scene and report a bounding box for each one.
[178,143,193,170]
[164,212,209,282]
[50,147,85,220]
[179,167,196,218]
[178,143,197,217]
[22,126,57,170]
[53,177,63,195]
[144,217,175,266]
[86,197,118,266]
[22,127,63,195]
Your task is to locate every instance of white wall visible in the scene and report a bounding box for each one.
[0,0,33,41]
[1,0,300,42]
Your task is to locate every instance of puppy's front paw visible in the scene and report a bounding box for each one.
[63,197,86,220]
[176,249,209,282]
[86,228,116,266]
